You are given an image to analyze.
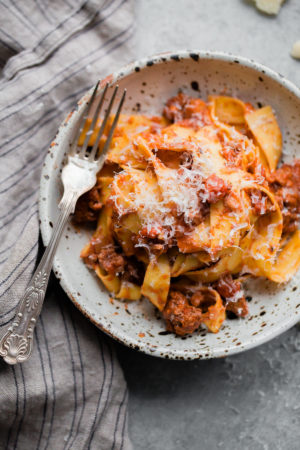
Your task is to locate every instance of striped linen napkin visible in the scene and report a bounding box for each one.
[0,1,135,448]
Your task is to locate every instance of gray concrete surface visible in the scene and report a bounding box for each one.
[116,1,300,449]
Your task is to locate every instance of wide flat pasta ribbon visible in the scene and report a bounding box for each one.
[199,288,226,333]
[113,213,141,256]
[141,254,170,310]
[116,281,141,300]
[240,190,283,277]
[171,253,205,277]
[177,218,211,253]
[185,247,243,283]
[265,230,300,283]
[210,198,247,254]
[192,126,225,177]
[245,106,282,171]
[209,95,246,125]
[95,264,121,294]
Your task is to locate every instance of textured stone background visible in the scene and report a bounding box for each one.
[117,1,300,449]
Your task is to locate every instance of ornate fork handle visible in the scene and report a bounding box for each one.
[0,192,77,364]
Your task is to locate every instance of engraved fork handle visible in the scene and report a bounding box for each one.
[0,191,77,364]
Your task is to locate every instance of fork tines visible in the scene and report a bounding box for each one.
[73,81,126,163]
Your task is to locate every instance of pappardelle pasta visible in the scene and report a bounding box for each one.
[74,92,300,336]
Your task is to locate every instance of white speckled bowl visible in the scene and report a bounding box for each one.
[39,51,300,360]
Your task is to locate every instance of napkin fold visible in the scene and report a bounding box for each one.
[0,1,134,448]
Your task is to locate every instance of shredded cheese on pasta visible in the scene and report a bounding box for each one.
[77,93,300,336]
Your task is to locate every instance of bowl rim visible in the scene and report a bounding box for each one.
[39,50,300,360]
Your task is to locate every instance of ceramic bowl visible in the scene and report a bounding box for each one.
[39,50,300,360]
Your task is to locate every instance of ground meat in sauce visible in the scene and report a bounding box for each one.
[268,160,300,234]
[134,228,169,255]
[226,297,249,317]
[163,92,212,127]
[97,244,125,275]
[174,197,210,231]
[249,189,274,216]
[224,191,241,211]
[139,225,163,240]
[163,291,203,336]
[190,291,216,312]
[74,186,102,223]
[84,235,144,280]
[215,274,248,317]
[123,258,145,284]
[77,96,300,335]
[82,239,125,274]
[200,174,231,204]
[82,236,104,268]
[220,143,243,168]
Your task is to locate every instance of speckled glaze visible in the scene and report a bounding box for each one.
[39,51,300,360]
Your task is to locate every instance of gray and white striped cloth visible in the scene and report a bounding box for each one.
[0,1,135,448]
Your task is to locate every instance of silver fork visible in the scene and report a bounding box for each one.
[0,81,126,365]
